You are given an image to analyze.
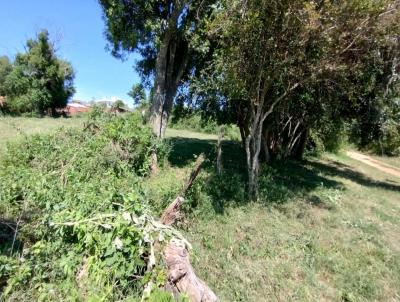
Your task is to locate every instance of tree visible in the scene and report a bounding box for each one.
[199,0,400,198]
[5,30,75,115]
[204,0,326,197]
[112,99,126,111]
[128,83,146,105]
[0,56,12,96]
[98,0,215,138]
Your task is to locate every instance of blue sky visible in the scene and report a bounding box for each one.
[0,0,141,106]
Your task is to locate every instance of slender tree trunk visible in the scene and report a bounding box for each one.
[294,128,308,160]
[262,129,271,163]
[216,126,224,175]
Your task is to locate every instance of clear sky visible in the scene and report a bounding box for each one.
[0,0,141,106]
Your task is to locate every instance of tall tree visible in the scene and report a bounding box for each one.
[201,0,400,198]
[128,83,146,105]
[5,30,75,115]
[0,56,12,96]
[98,0,215,138]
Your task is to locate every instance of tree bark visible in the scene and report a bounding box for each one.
[158,154,217,301]
[262,129,271,163]
[151,37,170,138]
[164,239,217,302]
[150,2,188,140]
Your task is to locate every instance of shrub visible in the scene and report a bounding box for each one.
[0,113,172,300]
[170,112,241,141]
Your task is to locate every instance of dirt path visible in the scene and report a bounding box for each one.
[346,150,400,178]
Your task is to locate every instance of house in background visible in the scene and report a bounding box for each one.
[65,100,91,115]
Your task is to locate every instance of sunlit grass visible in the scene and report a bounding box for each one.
[1,118,399,301]
[0,117,84,152]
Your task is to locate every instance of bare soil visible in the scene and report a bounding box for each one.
[346,150,400,178]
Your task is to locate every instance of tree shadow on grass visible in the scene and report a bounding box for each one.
[167,137,217,168]
[167,136,400,215]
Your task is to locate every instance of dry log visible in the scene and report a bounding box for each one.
[181,154,205,196]
[164,239,217,302]
[159,153,217,301]
[150,150,158,175]
[160,154,205,225]
[160,196,185,226]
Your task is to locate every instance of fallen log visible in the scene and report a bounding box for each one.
[159,154,217,301]
[160,154,205,226]
[164,239,217,302]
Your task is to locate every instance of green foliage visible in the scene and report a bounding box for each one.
[188,0,400,163]
[112,99,126,111]
[128,83,147,106]
[171,113,217,134]
[0,56,12,96]
[170,110,241,140]
[98,0,215,83]
[349,97,400,156]
[4,30,75,115]
[0,113,171,300]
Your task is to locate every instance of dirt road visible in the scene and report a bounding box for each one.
[346,150,400,178]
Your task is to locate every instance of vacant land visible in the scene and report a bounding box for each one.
[1,118,399,301]
[181,152,400,301]
[0,117,84,152]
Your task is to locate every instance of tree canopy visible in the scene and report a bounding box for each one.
[99,0,215,138]
[178,0,400,196]
[128,83,146,105]
[4,30,75,115]
[0,56,12,97]
[99,0,399,196]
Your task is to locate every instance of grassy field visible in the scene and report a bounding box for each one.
[0,116,84,152]
[1,117,399,301]
[182,153,400,301]
[156,134,400,301]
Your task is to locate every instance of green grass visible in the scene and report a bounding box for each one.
[0,116,84,152]
[1,118,399,301]
[152,136,400,302]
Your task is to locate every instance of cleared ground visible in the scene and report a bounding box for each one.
[347,150,400,178]
[1,117,399,301]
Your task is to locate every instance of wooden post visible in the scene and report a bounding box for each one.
[216,126,224,175]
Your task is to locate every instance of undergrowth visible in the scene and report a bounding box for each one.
[0,113,178,301]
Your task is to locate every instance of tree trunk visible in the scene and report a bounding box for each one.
[151,39,169,138]
[150,2,188,140]
[294,128,308,160]
[261,129,271,163]
[158,154,217,301]
[164,240,217,302]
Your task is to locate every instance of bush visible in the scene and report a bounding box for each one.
[0,113,172,300]
[170,112,242,142]
[170,113,218,134]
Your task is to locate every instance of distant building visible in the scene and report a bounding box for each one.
[65,102,91,115]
